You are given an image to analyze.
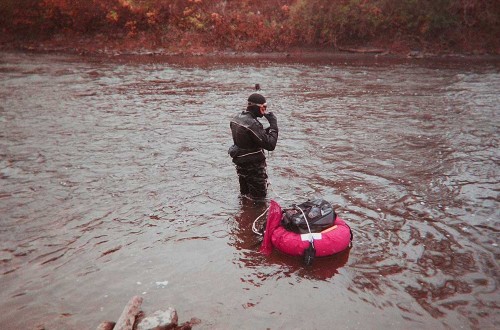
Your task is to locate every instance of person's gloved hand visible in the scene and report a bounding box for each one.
[228,144,240,158]
[264,112,277,127]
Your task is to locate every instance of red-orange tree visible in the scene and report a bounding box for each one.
[1,0,498,53]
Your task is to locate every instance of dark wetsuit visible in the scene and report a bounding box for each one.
[229,110,278,198]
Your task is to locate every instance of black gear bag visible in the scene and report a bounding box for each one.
[281,199,336,234]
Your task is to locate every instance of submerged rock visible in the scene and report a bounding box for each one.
[96,322,115,330]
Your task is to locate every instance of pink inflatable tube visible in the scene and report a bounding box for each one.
[260,200,352,257]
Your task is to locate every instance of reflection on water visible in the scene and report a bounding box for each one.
[0,52,499,329]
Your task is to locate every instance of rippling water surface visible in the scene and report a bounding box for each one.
[0,52,499,329]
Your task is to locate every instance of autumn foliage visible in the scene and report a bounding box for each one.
[1,0,499,54]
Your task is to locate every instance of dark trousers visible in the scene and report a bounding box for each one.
[235,161,268,199]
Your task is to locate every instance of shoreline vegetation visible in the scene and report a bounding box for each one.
[1,0,499,58]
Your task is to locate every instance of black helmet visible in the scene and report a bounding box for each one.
[248,93,266,106]
[247,93,266,117]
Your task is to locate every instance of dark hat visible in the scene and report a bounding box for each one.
[248,93,266,105]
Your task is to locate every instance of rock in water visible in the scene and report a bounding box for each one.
[96,322,115,330]
[136,308,178,330]
[114,296,144,330]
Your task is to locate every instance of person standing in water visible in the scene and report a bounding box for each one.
[229,93,279,200]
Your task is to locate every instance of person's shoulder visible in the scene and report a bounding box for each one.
[248,116,263,128]
[233,111,253,120]
[230,112,247,126]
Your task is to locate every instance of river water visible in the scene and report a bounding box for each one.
[0,51,498,329]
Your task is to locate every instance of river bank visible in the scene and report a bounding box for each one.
[2,29,499,62]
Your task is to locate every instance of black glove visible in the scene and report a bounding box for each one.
[228,144,240,158]
[264,112,277,128]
